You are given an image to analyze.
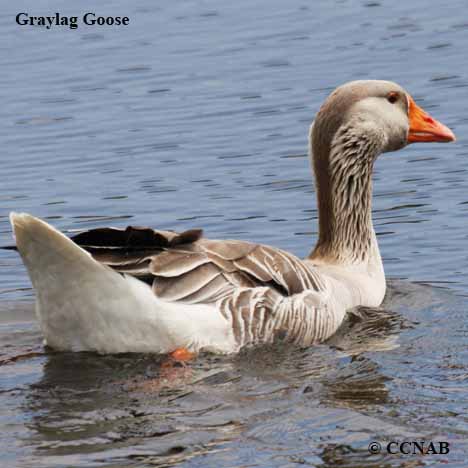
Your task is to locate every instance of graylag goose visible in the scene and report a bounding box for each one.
[9,80,455,356]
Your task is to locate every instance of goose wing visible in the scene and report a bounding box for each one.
[71,225,325,299]
[72,225,339,346]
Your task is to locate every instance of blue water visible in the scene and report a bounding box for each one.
[1,0,467,466]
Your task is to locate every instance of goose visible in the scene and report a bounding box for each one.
[8,80,455,356]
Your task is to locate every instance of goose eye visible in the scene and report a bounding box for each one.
[387,92,399,104]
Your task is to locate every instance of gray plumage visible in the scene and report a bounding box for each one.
[8,79,455,354]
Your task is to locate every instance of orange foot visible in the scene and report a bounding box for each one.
[170,347,196,362]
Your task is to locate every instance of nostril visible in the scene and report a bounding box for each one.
[424,116,435,124]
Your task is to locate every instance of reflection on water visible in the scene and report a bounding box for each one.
[1,282,466,466]
[1,0,468,466]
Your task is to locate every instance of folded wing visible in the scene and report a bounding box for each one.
[72,225,339,347]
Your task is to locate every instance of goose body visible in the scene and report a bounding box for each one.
[9,80,455,354]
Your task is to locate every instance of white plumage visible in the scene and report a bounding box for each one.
[9,80,455,354]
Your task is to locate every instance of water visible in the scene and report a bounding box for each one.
[1,0,467,466]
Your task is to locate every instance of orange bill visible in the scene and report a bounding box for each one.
[407,96,455,143]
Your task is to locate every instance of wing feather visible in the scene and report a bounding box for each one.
[201,239,257,260]
[151,250,210,277]
[72,225,326,304]
[153,263,220,302]
[71,224,339,347]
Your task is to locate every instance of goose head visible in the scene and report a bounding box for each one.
[311,80,455,163]
[310,80,455,263]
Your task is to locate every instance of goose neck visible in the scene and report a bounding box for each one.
[309,123,384,265]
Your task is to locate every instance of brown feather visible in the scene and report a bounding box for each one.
[72,224,325,324]
[153,263,220,301]
[150,250,210,277]
[201,239,257,260]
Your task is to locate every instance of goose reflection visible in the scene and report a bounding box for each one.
[24,293,406,462]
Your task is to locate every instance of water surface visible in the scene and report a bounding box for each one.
[1,0,468,466]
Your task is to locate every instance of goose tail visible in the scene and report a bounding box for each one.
[9,212,177,353]
[11,212,98,276]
